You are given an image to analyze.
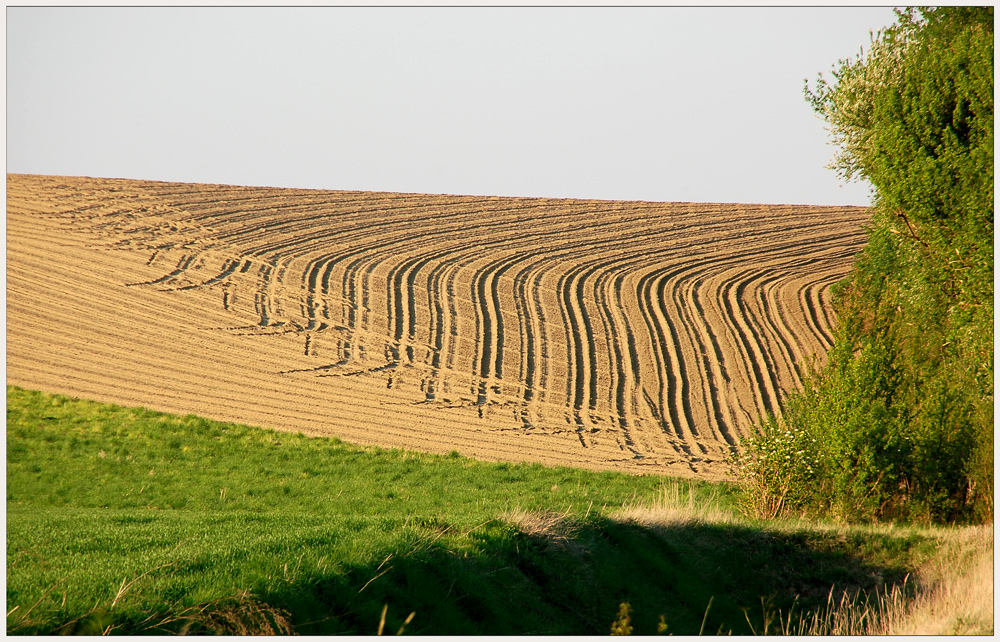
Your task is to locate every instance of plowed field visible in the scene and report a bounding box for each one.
[6,174,869,478]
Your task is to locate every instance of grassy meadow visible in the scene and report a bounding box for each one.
[5,386,991,635]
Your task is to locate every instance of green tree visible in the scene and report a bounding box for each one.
[734,7,993,524]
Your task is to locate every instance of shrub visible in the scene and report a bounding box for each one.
[733,7,992,525]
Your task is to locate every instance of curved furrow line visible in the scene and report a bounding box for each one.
[125,199,824,336]
[126,254,196,287]
[720,262,812,412]
[252,262,279,328]
[741,259,841,400]
[468,250,533,410]
[653,262,724,454]
[516,220,788,440]
[635,249,786,445]
[511,256,543,426]
[528,233,751,443]
[319,213,585,383]
[685,273,739,446]
[455,236,611,423]
[816,277,842,340]
[686,240,858,433]
[631,253,744,448]
[314,204,612,350]
[552,260,591,444]
[173,257,247,292]
[610,270,648,425]
[555,264,582,410]
[453,225,623,402]
[634,266,685,442]
[760,269,808,364]
[661,264,721,447]
[508,243,629,425]
[752,245,861,359]
[182,195,586,263]
[507,221,715,419]
[572,253,658,435]
[750,246,862,386]
[418,243,553,406]
[664,268,727,451]
[371,236,522,385]
[421,255,461,401]
[750,268,805,397]
[132,193,475,244]
[398,250,447,366]
[629,237,824,445]
[518,254,559,413]
[515,237,640,424]
[590,265,625,419]
[590,262,642,457]
[719,266,783,422]
[301,250,357,332]
[670,252,799,445]
[730,263,807,401]
[557,258,604,440]
[332,241,459,369]
[139,191,852,420]
[575,261,606,414]
[385,252,421,365]
[408,213,684,412]
[187,194,507,232]
[169,193,780,278]
[804,262,855,348]
[801,278,833,351]
[377,242,472,370]
[135,200,514,311]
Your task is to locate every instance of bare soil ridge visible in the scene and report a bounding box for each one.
[6,174,869,478]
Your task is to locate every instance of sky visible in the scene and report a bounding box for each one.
[7,6,900,206]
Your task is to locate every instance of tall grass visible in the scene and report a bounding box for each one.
[870,525,992,635]
[609,485,993,636]
[782,525,993,635]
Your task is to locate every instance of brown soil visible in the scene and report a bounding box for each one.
[6,173,869,479]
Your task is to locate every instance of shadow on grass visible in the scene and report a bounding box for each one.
[248,516,918,636]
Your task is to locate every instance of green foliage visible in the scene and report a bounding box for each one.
[736,7,992,525]
[728,414,824,519]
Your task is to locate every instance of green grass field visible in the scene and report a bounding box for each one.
[7,386,947,635]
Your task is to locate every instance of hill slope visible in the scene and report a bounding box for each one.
[6,174,868,477]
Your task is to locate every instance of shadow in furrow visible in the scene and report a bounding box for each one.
[687,279,736,447]
[172,257,245,291]
[733,274,780,417]
[636,269,683,440]
[655,268,702,448]
[126,254,195,286]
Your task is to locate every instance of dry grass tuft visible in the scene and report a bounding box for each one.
[504,509,588,555]
[164,592,296,636]
[610,481,735,529]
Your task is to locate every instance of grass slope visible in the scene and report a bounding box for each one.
[7,386,944,635]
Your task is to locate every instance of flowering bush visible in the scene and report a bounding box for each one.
[728,415,824,520]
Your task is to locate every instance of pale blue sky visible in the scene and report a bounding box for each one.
[7,6,899,205]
